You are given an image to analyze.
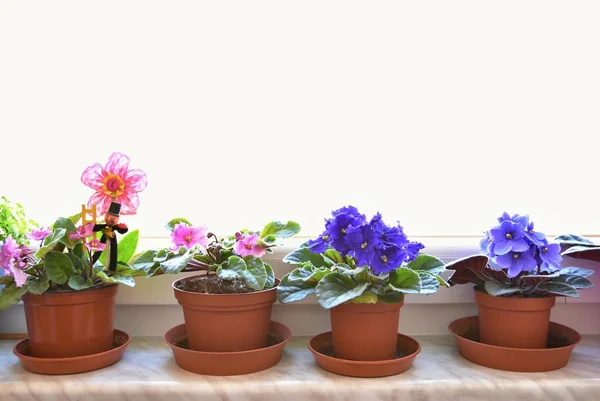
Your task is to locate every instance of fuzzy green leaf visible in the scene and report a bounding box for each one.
[96,271,136,287]
[260,221,301,239]
[484,281,522,297]
[537,281,579,297]
[131,250,159,272]
[559,267,595,278]
[53,217,78,247]
[35,228,66,259]
[283,247,331,268]
[416,271,440,294]
[117,229,139,264]
[68,275,94,291]
[316,272,369,309]
[264,262,276,288]
[349,291,378,304]
[65,253,85,274]
[277,272,317,303]
[387,268,421,294]
[555,274,594,289]
[555,234,596,247]
[44,251,75,285]
[160,252,192,274]
[243,256,267,290]
[0,275,14,285]
[406,254,446,275]
[0,284,27,310]
[324,249,344,264]
[26,272,49,294]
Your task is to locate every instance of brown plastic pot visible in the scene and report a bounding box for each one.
[329,299,403,361]
[173,276,278,352]
[22,284,118,358]
[475,290,556,349]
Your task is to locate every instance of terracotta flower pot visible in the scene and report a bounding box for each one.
[173,276,278,352]
[330,299,404,361]
[475,290,556,349]
[23,284,118,358]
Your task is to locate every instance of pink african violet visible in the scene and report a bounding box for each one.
[86,238,106,252]
[81,152,147,216]
[171,223,209,250]
[0,237,28,287]
[234,233,267,258]
[69,223,95,240]
[26,227,52,242]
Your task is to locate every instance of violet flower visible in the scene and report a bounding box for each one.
[234,233,267,258]
[171,223,209,250]
[69,223,95,240]
[489,219,529,255]
[86,239,106,252]
[495,249,538,278]
[26,227,52,242]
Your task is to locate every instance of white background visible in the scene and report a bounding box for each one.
[2,1,600,241]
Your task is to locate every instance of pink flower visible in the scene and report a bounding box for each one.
[26,227,52,242]
[69,223,95,240]
[171,223,209,250]
[0,237,29,287]
[234,233,267,258]
[86,239,106,252]
[81,152,147,216]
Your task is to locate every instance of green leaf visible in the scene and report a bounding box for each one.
[258,234,278,247]
[277,272,317,303]
[537,281,579,297]
[283,247,331,268]
[315,272,369,309]
[160,252,192,274]
[165,218,192,232]
[406,254,446,275]
[349,291,378,304]
[131,250,159,272]
[559,267,595,278]
[377,292,404,304]
[387,268,421,294]
[68,212,82,224]
[0,284,27,310]
[26,272,49,294]
[561,246,600,261]
[484,281,522,297]
[0,275,15,285]
[44,251,75,285]
[555,234,596,247]
[68,275,94,290]
[53,217,78,247]
[260,221,301,239]
[324,249,344,264]
[73,242,89,265]
[416,271,440,294]
[117,229,139,264]
[65,253,85,274]
[243,256,267,290]
[96,271,136,287]
[264,262,276,288]
[555,274,594,289]
[35,228,66,258]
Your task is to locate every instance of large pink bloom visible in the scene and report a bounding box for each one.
[0,237,29,287]
[171,223,209,250]
[81,152,147,216]
[69,223,95,240]
[234,233,267,258]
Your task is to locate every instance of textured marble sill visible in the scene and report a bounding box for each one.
[1,336,600,401]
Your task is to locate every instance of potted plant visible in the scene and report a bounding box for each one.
[277,206,447,361]
[132,219,300,352]
[445,212,594,349]
[0,152,148,360]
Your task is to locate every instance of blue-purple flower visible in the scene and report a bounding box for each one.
[523,221,547,247]
[371,245,408,274]
[495,249,537,278]
[345,224,378,265]
[306,231,332,253]
[538,242,562,271]
[489,220,529,255]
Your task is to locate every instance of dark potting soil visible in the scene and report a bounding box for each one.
[176,276,257,294]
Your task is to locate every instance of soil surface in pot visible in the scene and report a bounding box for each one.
[175,276,257,294]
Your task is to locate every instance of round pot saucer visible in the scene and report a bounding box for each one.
[13,329,130,375]
[164,321,291,376]
[308,332,421,378]
[448,316,581,372]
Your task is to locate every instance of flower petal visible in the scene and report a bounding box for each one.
[124,169,148,192]
[492,240,511,255]
[104,152,131,177]
[81,163,105,190]
[116,192,140,215]
[88,191,112,216]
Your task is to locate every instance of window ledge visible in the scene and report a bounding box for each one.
[1,334,600,400]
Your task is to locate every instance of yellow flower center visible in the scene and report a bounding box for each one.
[341,228,347,234]
[380,255,388,263]
[513,253,519,259]
[246,244,252,249]
[543,247,548,253]
[361,242,368,249]
[103,174,125,197]
[506,233,512,239]
[529,230,534,234]
[322,235,330,241]
[186,235,192,243]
